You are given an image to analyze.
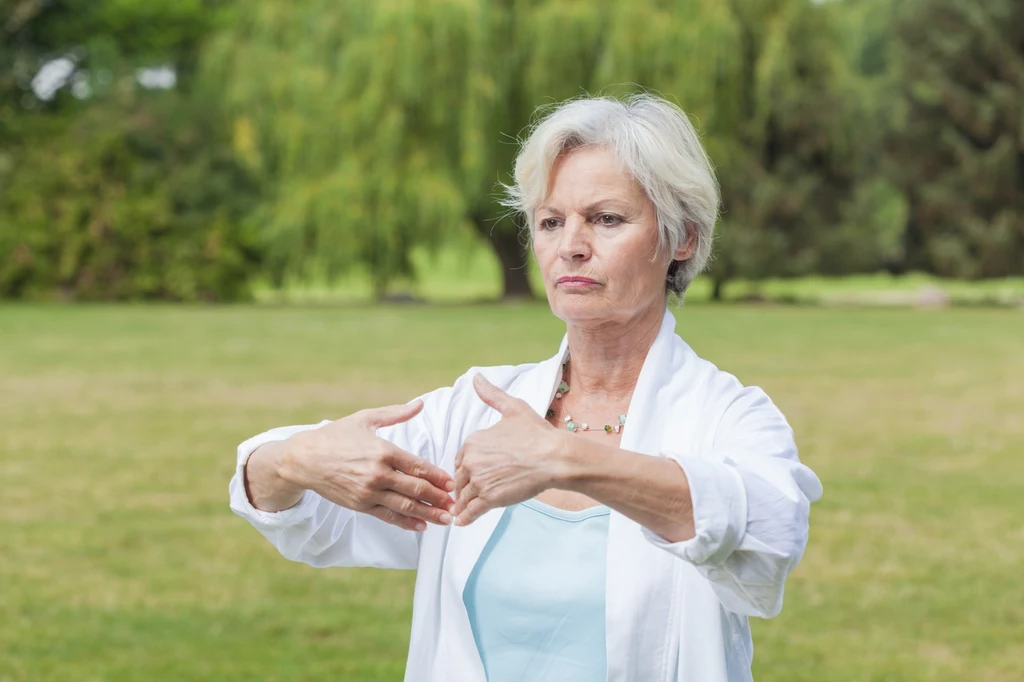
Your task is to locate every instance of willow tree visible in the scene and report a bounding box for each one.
[202,2,472,295]
[204,0,735,298]
[206,0,864,298]
[486,0,873,295]
[456,0,613,298]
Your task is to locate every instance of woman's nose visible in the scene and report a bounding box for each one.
[557,215,592,262]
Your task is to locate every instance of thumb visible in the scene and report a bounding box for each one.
[361,399,424,429]
[473,373,516,415]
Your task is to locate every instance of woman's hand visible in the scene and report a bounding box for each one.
[451,374,563,526]
[275,400,456,531]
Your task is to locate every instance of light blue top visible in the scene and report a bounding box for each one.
[462,499,611,682]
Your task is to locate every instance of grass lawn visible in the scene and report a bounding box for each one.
[1,303,1022,681]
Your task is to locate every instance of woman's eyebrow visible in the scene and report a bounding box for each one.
[536,199,632,214]
[582,200,631,213]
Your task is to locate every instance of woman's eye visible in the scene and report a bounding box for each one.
[597,214,621,226]
[539,218,560,230]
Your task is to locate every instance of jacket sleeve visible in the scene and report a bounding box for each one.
[227,387,452,570]
[641,383,823,618]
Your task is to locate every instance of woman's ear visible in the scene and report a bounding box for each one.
[673,225,697,261]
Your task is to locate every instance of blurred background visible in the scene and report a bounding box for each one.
[2,0,1022,304]
[0,1,1022,681]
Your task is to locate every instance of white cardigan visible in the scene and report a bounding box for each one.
[229,310,823,682]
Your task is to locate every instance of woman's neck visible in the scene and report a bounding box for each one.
[563,304,665,399]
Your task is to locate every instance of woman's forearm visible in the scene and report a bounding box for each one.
[554,434,696,543]
[244,439,307,512]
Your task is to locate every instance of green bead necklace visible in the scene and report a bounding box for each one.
[545,357,628,434]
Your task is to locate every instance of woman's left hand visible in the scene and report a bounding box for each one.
[452,374,563,526]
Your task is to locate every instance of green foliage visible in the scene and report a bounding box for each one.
[204,1,474,295]
[3,0,1021,301]
[602,0,882,292]
[888,0,1024,278]
[1,0,227,152]
[0,0,257,301]
[0,92,261,301]
[208,0,881,298]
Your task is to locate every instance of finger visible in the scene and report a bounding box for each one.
[387,448,455,493]
[472,374,519,416]
[452,482,476,518]
[365,505,426,532]
[360,399,424,429]
[386,470,454,511]
[454,442,466,472]
[373,491,453,526]
[455,496,491,527]
[453,466,470,505]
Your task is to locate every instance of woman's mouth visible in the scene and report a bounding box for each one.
[556,276,600,288]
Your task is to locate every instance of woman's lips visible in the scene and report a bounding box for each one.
[556,276,600,287]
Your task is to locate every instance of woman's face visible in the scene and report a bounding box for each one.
[532,146,693,327]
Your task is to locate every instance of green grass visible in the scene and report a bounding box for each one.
[1,303,1022,681]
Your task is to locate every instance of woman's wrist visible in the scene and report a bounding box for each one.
[245,439,307,512]
[546,431,610,492]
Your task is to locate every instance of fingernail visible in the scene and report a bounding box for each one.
[445,480,455,492]
[416,522,426,531]
[453,516,464,527]
[439,513,452,525]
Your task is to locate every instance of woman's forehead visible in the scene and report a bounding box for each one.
[542,150,645,207]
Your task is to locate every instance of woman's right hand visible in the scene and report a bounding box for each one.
[273,400,456,531]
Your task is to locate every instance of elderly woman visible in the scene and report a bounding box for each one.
[230,94,822,682]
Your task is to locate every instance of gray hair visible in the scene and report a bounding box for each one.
[501,94,720,296]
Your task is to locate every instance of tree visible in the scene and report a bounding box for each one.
[207,0,624,298]
[826,0,910,275]
[1,0,224,154]
[593,0,876,296]
[0,90,261,301]
[457,0,614,298]
[0,0,257,300]
[207,0,881,299]
[888,0,1024,277]
[204,2,473,296]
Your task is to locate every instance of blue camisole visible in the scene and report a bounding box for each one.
[462,499,610,681]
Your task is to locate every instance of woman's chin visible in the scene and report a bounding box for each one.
[548,294,614,324]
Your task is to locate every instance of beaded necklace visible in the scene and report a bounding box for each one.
[545,356,628,434]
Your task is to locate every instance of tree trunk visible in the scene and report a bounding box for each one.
[712,276,725,302]
[487,227,534,300]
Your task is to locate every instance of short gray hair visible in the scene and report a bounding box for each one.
[501,94,720,296]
